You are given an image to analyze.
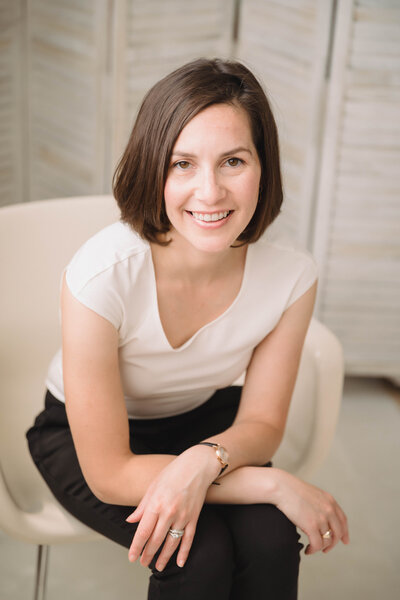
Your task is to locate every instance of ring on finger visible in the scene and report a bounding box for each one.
[168,528,185,539]
[322,529,332,540]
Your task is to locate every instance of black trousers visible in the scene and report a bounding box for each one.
[27,387,303,599]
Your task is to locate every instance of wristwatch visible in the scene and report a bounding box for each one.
[197,442,229,476]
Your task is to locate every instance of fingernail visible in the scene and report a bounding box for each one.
[177,559,184,568]
[156,563,164,572]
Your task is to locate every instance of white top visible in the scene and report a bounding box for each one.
[46,222,318,419]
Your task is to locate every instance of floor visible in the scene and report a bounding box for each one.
[1,376,399,599]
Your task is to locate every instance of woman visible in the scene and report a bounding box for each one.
[27,58,349,599]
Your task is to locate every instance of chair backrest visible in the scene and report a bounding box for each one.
[0,195,343,520]
[0,196,120,512]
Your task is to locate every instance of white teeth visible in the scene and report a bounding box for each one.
[191,211,230,222]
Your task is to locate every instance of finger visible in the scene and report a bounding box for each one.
[342,526,350,545]
[305,527,325,555]
[322,510,344,552]
[128,511,158,562]
[320,527,334,553]
[320,525,332,543]
[336,506,350,544]
[126,494,147,523]
[176,522,196,568]
[140,517,176,567]
[154,525,187,571]
[126,504,144,523]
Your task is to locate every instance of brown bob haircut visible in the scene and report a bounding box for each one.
[113,58,283,245]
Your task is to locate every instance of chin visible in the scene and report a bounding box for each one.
[190,236,238,254]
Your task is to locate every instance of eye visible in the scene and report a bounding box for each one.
[174,160,191,170]
[226,157,243,167]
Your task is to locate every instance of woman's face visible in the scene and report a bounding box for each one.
[163,103,261,254]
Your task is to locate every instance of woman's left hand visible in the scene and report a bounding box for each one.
[271,469,349,555]
[126,447,220,571]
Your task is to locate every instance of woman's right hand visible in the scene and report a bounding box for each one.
[126,446,221,571]
[271,469,349,555]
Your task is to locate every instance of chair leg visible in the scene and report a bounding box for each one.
[34,544,50,600]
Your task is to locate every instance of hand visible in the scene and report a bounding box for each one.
[272,469,349,555]
[126,447,220,571]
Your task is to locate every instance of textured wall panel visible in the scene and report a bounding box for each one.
[313,0,400,378]
[237,0,333,245]
[0,0,24,206]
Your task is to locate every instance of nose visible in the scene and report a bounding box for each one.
[194,167,226,205]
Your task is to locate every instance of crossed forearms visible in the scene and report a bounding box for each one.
[88,449,280,508]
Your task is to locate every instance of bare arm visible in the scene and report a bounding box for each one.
[196,279,319,477]
[63,274,348,571]
[61,271,177,503]
[62,266,316,503]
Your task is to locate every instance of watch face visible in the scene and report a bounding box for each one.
[216,446,229,465]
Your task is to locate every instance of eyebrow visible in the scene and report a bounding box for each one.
[171,146,254,158]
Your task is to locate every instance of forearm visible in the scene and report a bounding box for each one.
[92,453,175,505]
[200,420,282,477]
[89,422,282,506]
[96,453,280,510]
[205,465,280,505]
[92,445,220,506]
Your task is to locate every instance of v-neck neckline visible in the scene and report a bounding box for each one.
[148,244,253,352]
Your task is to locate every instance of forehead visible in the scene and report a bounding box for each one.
[173,103,254,150]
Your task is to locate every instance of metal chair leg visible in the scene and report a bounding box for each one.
[34,545,50,600]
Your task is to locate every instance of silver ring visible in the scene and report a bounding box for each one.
[322,529,332,540]
[168,528,185,539]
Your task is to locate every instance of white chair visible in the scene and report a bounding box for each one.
[0,196,344,600]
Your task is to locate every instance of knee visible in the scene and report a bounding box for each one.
[229,504,302,564]
[186,507,235,577]
[265,505,303,562]
[148,507,234,597]
[226,505,302,600]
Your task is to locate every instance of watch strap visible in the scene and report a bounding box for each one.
[196,442,228,477]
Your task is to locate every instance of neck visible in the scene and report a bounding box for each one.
[150,236,247,286]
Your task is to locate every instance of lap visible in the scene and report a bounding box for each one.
[217,503,301,550]
[26,388,301,559]
[26,387,243,549]
[27,396,138,547]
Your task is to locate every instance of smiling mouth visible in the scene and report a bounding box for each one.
[187,210,232,222]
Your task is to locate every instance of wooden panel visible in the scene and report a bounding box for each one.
[236,0,333,245]
[28,0,109,201]
[313,0,400,378]
[0,0,24,206]
[112,0,235,163]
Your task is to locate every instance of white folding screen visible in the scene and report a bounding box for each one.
[28,0,109,201]
[237,0,400,380]
[0,0,234,205]
[235,0,334,247]
[112,0,235,171]
[312,0,400,379]
[1,0,399,379]
[0,0,25,206]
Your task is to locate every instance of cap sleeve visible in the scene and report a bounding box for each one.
[285,253,319,310]
[65,258,124,331]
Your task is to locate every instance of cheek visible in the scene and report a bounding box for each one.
[163,180,179,216]
[240,173,261,205]
[164,175,187,200]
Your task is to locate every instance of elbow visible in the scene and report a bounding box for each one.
[91,486,110,504]
[84,476,112,504]
[80,465,122,504]
[80,452,137,505]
